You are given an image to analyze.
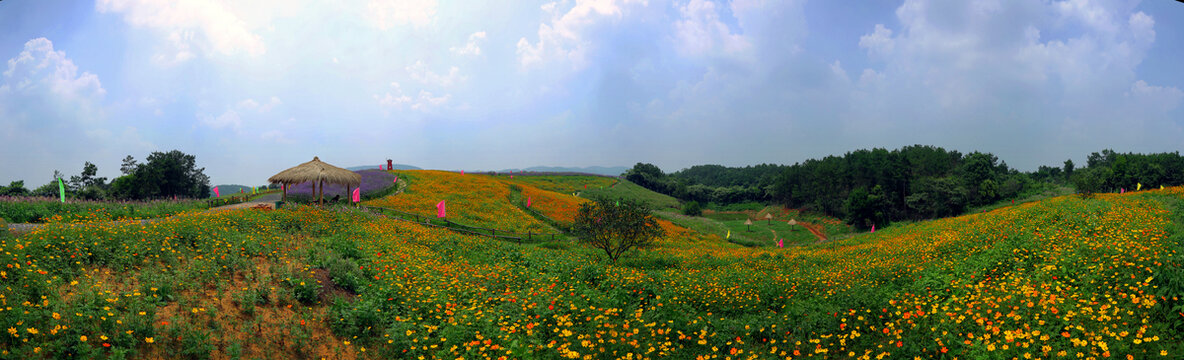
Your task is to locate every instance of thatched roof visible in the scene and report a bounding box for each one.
[268,156,361,187]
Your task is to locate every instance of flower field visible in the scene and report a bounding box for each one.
[0,196,209,223]
[521,184,587,225]
[2,185,1183,359]
[365,170,555,233]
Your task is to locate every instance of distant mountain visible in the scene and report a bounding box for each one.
[346,164,422,171]
[495,166,627,177]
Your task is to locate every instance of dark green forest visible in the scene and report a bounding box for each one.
[625,145,1184,230]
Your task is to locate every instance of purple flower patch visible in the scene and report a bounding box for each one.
[284,169,397,201]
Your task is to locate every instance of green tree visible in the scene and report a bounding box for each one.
[845,185,889,230]
[120,155,138,175]
[109,150,211,199]
[1072,167,1108,198]
[1063,159,1075,181]
[68,161,107,190]
[905,176,967,219]
[572,197,665,263]
[0,181,29,196]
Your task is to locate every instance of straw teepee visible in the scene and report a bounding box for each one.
[268,156,361,204]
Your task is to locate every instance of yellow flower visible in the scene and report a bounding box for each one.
[6,328,16,336]
[52,313,61,320]
[80,335,88,341]
[145,337,155,343]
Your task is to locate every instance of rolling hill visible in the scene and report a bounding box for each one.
[4,175,1182,359]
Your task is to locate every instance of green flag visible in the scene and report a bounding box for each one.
[58,177,65,203]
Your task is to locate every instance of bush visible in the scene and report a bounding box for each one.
[682,201,702,216]
[1072,167,1109,198]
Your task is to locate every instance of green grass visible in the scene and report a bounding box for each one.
[581,179,681,210]
[0,197,210,223]
[505,175,617,194]
[967,185,1075,214]
[659,206,853,247]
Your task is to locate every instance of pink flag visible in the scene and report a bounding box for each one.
[437,200,446,218]
[871,224,875,233]
[461,170,464,175]
[510,175,513,179]
[777,239,783,248]
[394,176,398,184]
[352,188,361,202]
[213,186,220,198]
[380,165,385,170]
[584,184,587,189]
[527,196,532,208]
[1121,188,1125,194]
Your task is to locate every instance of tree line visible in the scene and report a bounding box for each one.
[625,145,1184,230]
[0,150,211,200]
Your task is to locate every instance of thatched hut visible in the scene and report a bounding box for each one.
[268,156,362,204]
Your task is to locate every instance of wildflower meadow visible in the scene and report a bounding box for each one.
[1,174,1181,359]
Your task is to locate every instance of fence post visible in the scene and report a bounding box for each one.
[528,231,532,242]
[551,234,555,241]
[492,229,496,237]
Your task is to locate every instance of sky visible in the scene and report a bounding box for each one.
[1,0,1182,186]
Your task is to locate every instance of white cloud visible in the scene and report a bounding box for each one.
[200,109,242,130]
[844,0,1183,166]
[516,0,646,68]
[450,31,487,56]
[3,38,105,99]
[411,90,450,111]
[859,24,894,58]
[0,38,157,183]
[406,61,464,87]
[673,0,749,56]
[96,0,267,63]
[260,130,293,143]
[198,96,281,132]
[374,82,450,113]
[365,0,437,29]
[237,96,282,112]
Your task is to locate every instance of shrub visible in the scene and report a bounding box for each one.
[682,200,702,216]
[572,197,665,263]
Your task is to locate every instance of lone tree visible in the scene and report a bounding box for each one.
[572,197,665,263]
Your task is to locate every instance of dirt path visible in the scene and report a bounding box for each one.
[800,222,828,243]
[209,193,282,210]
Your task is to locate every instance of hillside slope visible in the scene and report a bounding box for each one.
[6,184,1182,359]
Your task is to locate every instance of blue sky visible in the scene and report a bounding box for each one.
[1,0,1181,186]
